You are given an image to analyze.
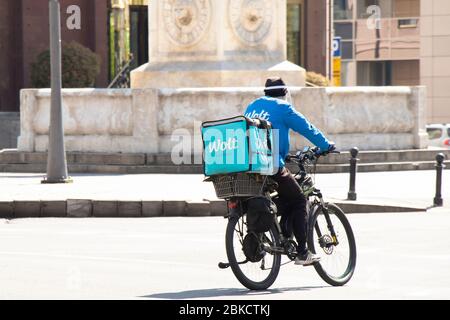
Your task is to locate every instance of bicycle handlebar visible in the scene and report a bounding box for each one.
[286,147,341,164]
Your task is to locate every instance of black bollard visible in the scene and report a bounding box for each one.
[434,153,446,207]
[348,147,359,201]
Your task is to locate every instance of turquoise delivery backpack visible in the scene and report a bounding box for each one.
[201,116,275,177]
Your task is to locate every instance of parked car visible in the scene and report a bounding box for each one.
[426,124,450,149]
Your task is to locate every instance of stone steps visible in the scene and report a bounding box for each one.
[311,160,450,173]
[1,161,450,175]
[0,149,449,174]
[317,149,450,164]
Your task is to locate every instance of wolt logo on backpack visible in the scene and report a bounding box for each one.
[208,138,239,153]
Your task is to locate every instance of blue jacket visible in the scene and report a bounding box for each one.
[245,96,331,168]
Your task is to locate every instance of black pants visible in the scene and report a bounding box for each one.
[272,167,307,255]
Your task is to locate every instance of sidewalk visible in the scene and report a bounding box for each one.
[0,170,449,218]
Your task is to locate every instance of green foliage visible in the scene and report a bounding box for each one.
[306,71,331,87]
[31,41,100,88]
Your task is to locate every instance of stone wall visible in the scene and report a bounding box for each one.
[0,112,20,149]
[18,87,428,154]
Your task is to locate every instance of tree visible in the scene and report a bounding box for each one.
[306,71,331,87]
[31,41,100,88]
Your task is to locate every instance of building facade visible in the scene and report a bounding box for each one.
[1,0,448,123]
[420,0,450,124]
[333,0,421,87]
[0,0,109,113]
[0,0,330,114]
[334,0,450,123]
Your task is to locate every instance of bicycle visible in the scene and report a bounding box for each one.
[212,147,357,290]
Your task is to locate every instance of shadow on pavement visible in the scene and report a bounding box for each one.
[141,286,328,300]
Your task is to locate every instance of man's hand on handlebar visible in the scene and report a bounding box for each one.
[328,143,337,153]
[316,143,339,156]
[286,144,340,163]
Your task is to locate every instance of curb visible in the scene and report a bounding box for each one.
[0,199,427,219]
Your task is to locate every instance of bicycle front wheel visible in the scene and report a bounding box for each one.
[308,203,357,286]
[225,215,281,290]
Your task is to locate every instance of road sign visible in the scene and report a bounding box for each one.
[333,37,342,86]
[333,37,342,58]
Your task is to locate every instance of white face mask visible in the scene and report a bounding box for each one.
[265,85,293,106]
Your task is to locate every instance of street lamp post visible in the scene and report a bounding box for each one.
[42,0,72,184]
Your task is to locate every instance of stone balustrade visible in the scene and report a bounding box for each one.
[18,86,428,154]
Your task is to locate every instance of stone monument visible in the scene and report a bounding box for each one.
[16,0,428,156]
[131,0,306,88]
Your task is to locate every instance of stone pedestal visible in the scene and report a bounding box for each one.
[131,0,305,88]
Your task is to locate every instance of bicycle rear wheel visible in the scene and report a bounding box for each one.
[225,215,281,290]
[308,203,357,286]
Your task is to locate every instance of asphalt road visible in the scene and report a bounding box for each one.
[1,209,449,300]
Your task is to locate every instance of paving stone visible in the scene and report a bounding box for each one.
[163,201,186,217]
[41,201,67,217]
[142,201,163,217]
[67,200,92,218]
[118,201,142,217]
[186,201,210,217]
[0,202,14,219]
[92,201,118,217]
[14,201,41,218]
[210,201,228,217]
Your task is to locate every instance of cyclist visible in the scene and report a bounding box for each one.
[245,77,336,266]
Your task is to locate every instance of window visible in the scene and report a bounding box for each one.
[342,41,354,59]
[357,0,393,19]
[334,21,354,60]
[427,128,443,140]
[287,2,304,66]
[130,5,149,70]
[335,22,354,40]
[398,18,418,29]
[340,61,355,86]
[334,0,353,20]
[357,0,379,18]
[357,61,392,86]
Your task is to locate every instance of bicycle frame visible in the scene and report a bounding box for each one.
[289,149,340,246]
[219,148,356,289]
[224,148,341,259]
